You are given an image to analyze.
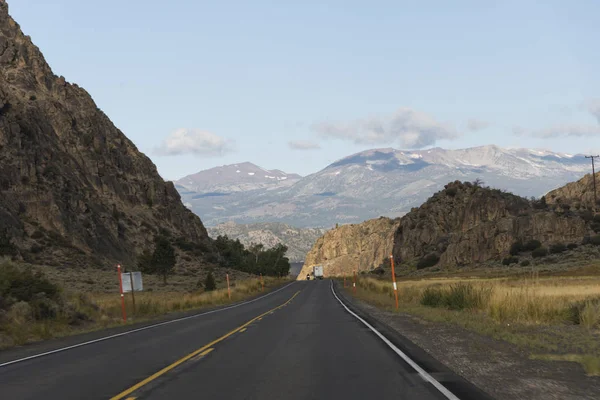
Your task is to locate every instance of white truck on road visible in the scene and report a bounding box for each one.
[313,265,324,280]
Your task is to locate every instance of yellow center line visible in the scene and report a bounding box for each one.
[239,328,247,333]
[110,290,301,400]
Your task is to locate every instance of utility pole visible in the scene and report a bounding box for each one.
[586,155,600,209]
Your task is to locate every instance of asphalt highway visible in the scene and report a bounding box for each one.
[0,280,491,399]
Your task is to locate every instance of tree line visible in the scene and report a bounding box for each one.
[137,235,290,283]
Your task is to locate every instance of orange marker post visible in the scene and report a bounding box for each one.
[117,264,127,323]
[390,255,399,309]
[226,273,231,300]
[353,271,357,294]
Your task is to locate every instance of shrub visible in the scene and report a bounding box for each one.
[549,243,567,254]
[417,253,440,269]
[420,286,444,307]
[204,271,216,292]
[520,260,531,267]
[567,243,579,250]
[509,241,523,256]
[444,283,492,310]
[502,256,519,266]
[31,230,44,240]
[591,235,600,246]
[446,187,458,197]
[532,247,549,258]
[581,210,594,222]
[523,239,542,252]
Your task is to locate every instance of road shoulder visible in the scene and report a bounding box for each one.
[335,282,600,400]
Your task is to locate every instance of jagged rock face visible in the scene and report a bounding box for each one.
[0,1,211,265]
[546,172,600,210]
[298,217,399,279]
[393,181,589,267]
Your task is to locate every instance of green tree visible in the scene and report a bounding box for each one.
[204,270,216,291]
[136,250,155,274]
[152,237,176,284]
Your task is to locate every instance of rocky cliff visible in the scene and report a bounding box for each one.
[393,181,589,267]
[298,217,399,279]
[0,1,212,267]
[545,172,600,210]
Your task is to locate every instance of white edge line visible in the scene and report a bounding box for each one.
[0,281,297,368]
[330,280,460,400]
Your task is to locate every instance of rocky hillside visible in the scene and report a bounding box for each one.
[545,172,600,210]
[393,181,589,268]
[0,2,212,267]
[297,217,399,279]
[207,221,325,263]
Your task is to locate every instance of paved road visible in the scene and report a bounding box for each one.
[0,280,488,400]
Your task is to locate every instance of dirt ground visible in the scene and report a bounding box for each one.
[350,297,600,400]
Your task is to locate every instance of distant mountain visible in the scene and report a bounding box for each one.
[177,145,590,228]
[207,222,326,263]
[176,162,302,195]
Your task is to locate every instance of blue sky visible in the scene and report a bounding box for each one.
[9,0,600,179]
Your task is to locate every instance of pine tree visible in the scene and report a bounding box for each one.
[204,270,216,291]
[152,237,176,284]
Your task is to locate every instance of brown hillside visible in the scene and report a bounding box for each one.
[298,217,399,279]
[0,2,212,267]
[393,181,590,267]
[546,172,600,210]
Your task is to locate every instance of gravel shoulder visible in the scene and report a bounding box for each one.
[344,291,600,400]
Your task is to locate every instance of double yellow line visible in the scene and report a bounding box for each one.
[111,290,301,400]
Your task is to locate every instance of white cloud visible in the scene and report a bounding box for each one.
[288,140,321,150]
[534,124,600,138]
[312,107,458,149]
[467,119,490,132]
[585,99,600,124]
[156,128,234,156]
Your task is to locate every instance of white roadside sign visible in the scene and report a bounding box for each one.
[121,272,143,293]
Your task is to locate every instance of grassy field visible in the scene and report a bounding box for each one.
[344,272,600,375]
[0,260,290,349]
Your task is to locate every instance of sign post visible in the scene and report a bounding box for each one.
[117,264,127,323]
[390,254,399,309]
[226,273,231,300]
[353,270,357,294]
[129,271,136,314]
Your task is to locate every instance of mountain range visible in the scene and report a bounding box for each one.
[176,146,590,228]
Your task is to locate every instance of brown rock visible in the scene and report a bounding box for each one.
[0,2,213,267]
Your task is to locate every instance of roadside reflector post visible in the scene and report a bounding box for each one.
[390,254,399,309]
[117,264,127,323]
[129,271,136,316]
[260,273,264,292]
[353,271,357,294]
[226,273,231,300]
[344,276,347,288]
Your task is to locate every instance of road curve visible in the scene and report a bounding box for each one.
[0,280,489,399]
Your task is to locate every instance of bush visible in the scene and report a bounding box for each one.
[204,271,216,292]
[522,239,542,252]
[549,243,567,254]
[509,241,523,256]
[567,243,579,250]
[532,247,549,258]
[417,253,440,269]
[446,188,458,197]
[502,256,519,266]
[520,260,531,267]
[420,286,444,307]
[591,235,600,246]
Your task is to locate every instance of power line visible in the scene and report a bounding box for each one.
[585,155,600,209]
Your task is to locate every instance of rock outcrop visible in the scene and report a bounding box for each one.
[393,181,589,267]
[0,1,212,266]
[545,172,600,210]
[298,217,399,279]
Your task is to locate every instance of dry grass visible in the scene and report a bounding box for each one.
[0,275,289,349]
[345,275,600,375]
